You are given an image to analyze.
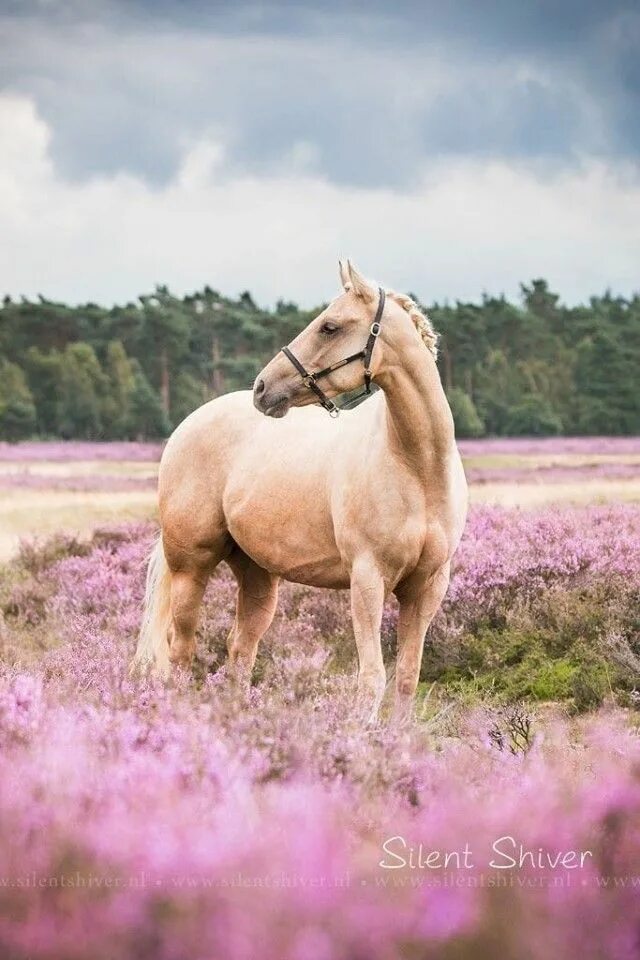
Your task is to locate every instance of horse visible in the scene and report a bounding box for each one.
[133,260,468,721]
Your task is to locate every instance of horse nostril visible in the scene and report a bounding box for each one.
[255,379,265,397]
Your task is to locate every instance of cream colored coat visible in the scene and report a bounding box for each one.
[134,261,468,721]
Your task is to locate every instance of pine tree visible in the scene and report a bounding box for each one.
[103,340,135,438]
[0,360,37,441]
[447,388,485,438]
[23,347,64,436]
[127,361,171,439]
[58,343,107,439]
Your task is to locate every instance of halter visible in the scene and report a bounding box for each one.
[281,288,386,418]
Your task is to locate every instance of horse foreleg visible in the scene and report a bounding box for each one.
[226,550,279,684]
[350,555,386,723]
[393,563,451,723]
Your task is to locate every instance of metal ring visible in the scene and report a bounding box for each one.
[329,407,340,418]
[370,321,381,336]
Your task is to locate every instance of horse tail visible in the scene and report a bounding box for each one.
[132,536,172,677]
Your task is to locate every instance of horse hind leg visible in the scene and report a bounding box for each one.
[132,536,213,676]
[226,548,279,683]
[167,567,211,668]
[158,529,230,672]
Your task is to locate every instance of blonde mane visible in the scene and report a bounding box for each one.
[339,260,438,361]
[386,289,439,360]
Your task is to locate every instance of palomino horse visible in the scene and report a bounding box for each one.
[134,261,468,720]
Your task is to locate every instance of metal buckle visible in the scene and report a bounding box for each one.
[329,358,349,371]
[282,294,384,419]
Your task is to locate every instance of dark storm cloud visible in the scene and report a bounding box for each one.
[2,1,626,45]
[0,0,638,187]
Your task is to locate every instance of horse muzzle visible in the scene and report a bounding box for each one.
[253,379,291,418]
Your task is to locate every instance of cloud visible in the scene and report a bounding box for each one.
[1,93,638,307]
[0,1,639,192]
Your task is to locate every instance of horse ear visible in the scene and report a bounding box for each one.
[338,259,351,291]
[346,260,375,302]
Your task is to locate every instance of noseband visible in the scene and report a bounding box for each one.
[281,288,386,417]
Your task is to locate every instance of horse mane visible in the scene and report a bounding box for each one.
[385,289,439,360]
[340,260,439,360]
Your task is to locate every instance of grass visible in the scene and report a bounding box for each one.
[470,478,640,506]
[420,570,640,713]
[0,489,157,560]
[463,453,640,469]
[0,459,158,478]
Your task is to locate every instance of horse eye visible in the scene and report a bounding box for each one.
[321,322,338,335]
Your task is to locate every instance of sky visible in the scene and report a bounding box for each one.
[0,0,639,307]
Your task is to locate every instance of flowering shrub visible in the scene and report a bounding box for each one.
[466,460,640,484]
[448,504,639,608]
[421,505,640,707]
[0,505,639,958]
[2,460,637,490]
[3,437,638,461]
[1,438,638,492]
[0,441,163,461]
[459,436,640,456]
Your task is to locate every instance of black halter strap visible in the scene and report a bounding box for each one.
[281,288,386,418]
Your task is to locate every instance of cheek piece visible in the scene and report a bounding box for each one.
[281,288,386,418]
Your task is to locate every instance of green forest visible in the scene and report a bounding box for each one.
[0,280,637,440]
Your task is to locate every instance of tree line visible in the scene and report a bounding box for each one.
[0,280,637,440]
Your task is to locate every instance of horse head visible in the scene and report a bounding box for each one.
[253,260,385,418]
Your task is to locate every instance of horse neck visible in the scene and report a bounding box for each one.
[375,337,455,477]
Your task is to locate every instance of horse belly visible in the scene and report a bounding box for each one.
[223,477,349,588]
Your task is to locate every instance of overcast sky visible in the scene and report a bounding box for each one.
[1,0,639,306]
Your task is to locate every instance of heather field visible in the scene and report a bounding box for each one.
[0,435,638,553]
[1,440,640,958]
